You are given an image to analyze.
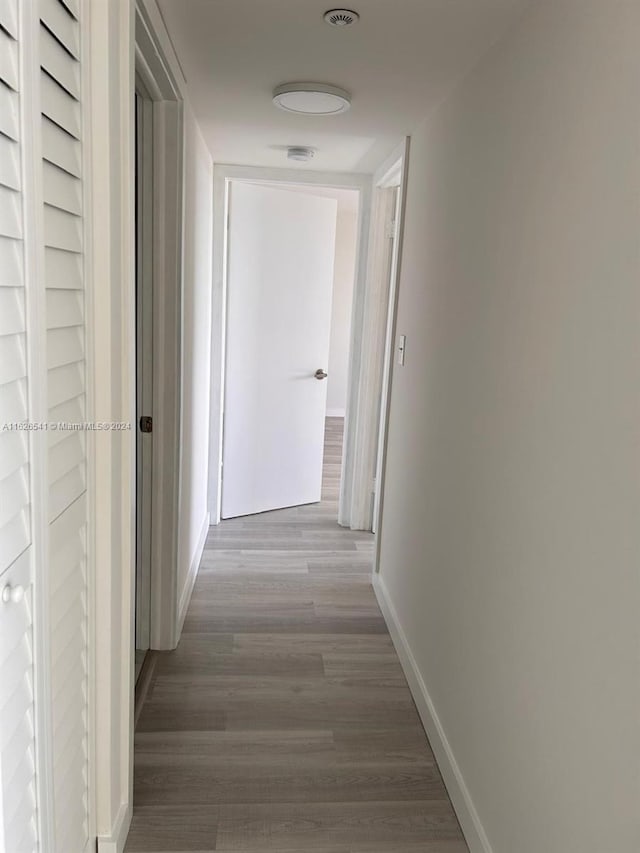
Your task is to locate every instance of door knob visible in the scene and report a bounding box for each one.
[2,584,24,604]
[314,369,328,380]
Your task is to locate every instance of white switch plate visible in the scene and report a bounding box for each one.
[397,335,406,366]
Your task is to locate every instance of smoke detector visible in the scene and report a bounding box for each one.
[287,147,316,162]
[324,8,360,27]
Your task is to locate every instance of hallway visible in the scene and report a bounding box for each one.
[126,419,467,852]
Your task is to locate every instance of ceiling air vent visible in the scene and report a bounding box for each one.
[288,147,316,162]
[323,8,360,27]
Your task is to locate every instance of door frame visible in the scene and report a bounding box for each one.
[208,165,372,527]
[340,140,410,533]
[371,140,411,568]
[134,79,154,661]
[88,1,188,848]
[134,4,184,651]
[371,183,401,535]
[87,1,135,848]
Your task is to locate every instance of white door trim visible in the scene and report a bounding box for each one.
[87,1,135,849]
[135,2,184,651]
[88,1,189,848]
[371,185,401,535]
[373,139,412,569]
[344,184,398,531]
[208,164,372,527]
[337,139,411,532]
[134,84,153,657]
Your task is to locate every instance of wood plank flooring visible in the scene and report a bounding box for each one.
[126,418,468,853]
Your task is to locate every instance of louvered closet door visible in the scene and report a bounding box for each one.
[39,1,90,851]
[0,2,38,852]
[1,1,90,851]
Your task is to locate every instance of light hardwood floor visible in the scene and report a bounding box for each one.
[126,418,468,853]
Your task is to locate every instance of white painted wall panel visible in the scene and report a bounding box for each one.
[378,3,640,851]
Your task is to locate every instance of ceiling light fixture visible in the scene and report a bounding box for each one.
[323,9,360,27]
[287,146,316,162]
[273,83,351,116]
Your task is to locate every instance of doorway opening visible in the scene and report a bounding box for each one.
[209,145,408,538]
[220,180,360,523]
[133,3,188,667]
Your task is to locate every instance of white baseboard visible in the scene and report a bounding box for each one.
[176,512,210,638]
[97,801,132,853]
[326,407,346,418]
[372,573,493,853]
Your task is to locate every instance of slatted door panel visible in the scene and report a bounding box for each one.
[0,552,37,853]
[0,0,29,578]
[38,1,89,851]
[0,2,38,852]
[48,496,87,853]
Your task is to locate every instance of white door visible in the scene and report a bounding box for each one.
[0,4,39,852]
[1,0,90,850]
[222,182,338,519]
[40,0,90,847]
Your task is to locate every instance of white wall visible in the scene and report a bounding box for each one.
[327,201,358,417]
[177,103,213,628]
[377,2,640,852]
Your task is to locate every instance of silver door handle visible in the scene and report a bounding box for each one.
[314,369,328,380]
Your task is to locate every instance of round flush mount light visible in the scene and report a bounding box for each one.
[287,146,316,162]
[273,83,351,116]
[323,9,360,27]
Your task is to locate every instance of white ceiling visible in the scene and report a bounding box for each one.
[156,0,529,175]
